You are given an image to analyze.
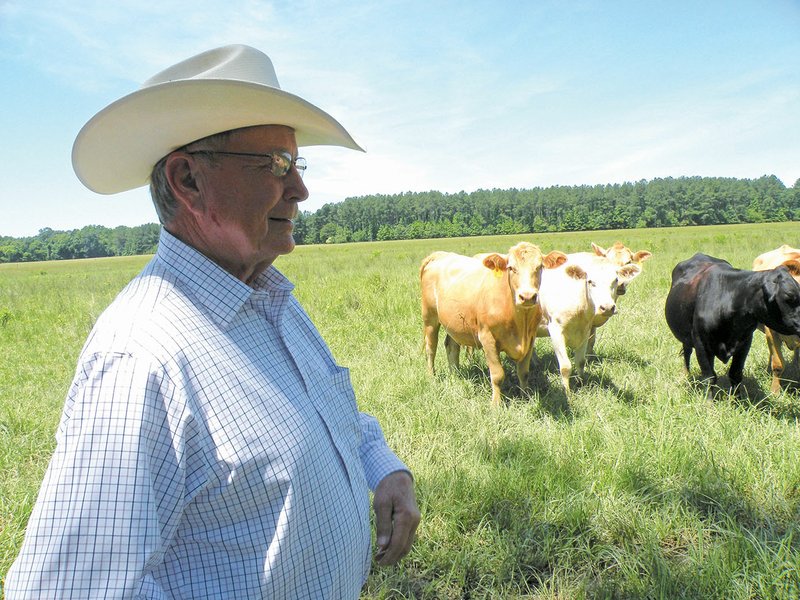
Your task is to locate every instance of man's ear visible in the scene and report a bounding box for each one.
[164,153,205,216]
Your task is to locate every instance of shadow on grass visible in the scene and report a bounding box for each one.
[455,354,575,419]
[531,346,640,407]
[383,434,800,599]
[444,344,642,417]
[380,429,800,599]
[586,344,655,370]
[682,372,800,421]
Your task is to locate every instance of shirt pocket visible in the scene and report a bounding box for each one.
[314,365,362,458]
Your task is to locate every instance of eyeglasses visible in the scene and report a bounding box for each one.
[186,150,307,178]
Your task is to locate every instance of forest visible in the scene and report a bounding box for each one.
[2,175,797,263]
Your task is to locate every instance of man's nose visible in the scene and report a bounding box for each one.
[285,166,309,202]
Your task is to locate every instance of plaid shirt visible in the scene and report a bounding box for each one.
[6,229,407,599]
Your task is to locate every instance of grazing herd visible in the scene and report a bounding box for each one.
[419,241,800,405]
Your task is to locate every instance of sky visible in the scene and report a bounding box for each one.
[1,0,799,238]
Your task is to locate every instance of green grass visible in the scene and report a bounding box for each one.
[3,223,800,598]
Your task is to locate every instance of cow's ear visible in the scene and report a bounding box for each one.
[618,263,642,282]
[763,272,782,303]
[564,264,586,280]
[781,259,800,278]
[591,242,607,257]
[482,253,508,271]
[543,251,568,269]
[633,250,652,263]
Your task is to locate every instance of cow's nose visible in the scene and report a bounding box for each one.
[599,304,617,316]
[518,291,538,305]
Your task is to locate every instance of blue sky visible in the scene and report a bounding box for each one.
[1,0,798,237]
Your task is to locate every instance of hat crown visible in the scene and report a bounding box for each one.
[142,44,281,90]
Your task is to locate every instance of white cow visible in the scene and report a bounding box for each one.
[590,241,652,266]
[561,253,642,356]
[536,263,594,392]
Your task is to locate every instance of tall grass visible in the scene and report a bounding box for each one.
[2,223,800,598]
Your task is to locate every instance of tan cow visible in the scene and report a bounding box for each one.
[535,263,594,392]
[420,242,567,406]
[752,245,800,394]
[591,241,652,266]
[563,253,642,356]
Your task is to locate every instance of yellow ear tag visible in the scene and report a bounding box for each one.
[493,267,503,279]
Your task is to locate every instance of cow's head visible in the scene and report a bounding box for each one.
[586,262,642,319]
[482,242,567,308]
[763,260,800,336]
[592,241,652,267]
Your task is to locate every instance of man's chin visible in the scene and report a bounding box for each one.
[266,234,296,257]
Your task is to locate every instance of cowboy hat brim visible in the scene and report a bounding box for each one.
[72,78,364,194]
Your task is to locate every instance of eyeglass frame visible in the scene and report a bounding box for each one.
[185,149,307,178]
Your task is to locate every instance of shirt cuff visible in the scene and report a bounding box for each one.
[358,412,410,491]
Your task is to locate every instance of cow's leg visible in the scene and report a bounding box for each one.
[444,334,461,371]
[728,334,752,398]
[479,334,505,407]
[548,324,572,393]
[423,321,440,375]
[586,326,597,357]
[516,340,537,394]
[573,339,589,383]
[692,331,718,399]
[529,346,539,368]
[765,328,786,394]
[681,343,693,376]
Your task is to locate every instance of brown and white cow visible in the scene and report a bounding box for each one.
[535,263,595,392]
[563,253,642,356]
[752,245,800,394]
[591,241,652,266]
[420,242,567,406]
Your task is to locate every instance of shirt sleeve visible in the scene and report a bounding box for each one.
[5,352,190,599]
[358,412,410,491]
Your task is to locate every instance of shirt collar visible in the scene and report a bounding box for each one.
[155,228,294,327]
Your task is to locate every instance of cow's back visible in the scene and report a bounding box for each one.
[753,245,800,272]
[665,254,731,344]
[420,252,497,344]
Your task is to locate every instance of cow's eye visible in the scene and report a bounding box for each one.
[508,265,518,274]
[588,279,596,287]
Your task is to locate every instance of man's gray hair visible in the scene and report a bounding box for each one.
[149,131,232,225]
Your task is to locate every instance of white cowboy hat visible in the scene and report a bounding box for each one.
[72,44,364,194]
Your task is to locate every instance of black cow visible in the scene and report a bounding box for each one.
[665,253,800,398]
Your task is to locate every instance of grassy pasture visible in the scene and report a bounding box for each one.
[2,222,800,598]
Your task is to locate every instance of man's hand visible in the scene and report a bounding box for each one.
[373,470,420,566]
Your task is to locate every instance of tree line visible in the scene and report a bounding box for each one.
[0,224,160,263]
[294,175,799,244]
[2,175,797,263]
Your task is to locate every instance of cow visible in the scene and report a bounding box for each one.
[591,241,652,266]
[752,245,800,393]
[664,253,800,399]
[753,244,800,271]
[420,242,567,406]
[563,253,642,356]
[535,263,594,392]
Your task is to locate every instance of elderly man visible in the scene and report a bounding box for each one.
[6,45,419,599]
